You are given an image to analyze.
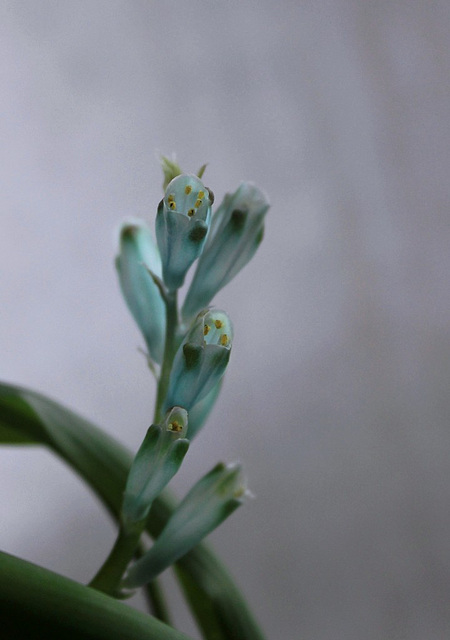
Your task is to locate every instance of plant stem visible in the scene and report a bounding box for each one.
[88,293,179,600]
[89,523,144,596]
[154,290,178,423]
[143,579,173,625]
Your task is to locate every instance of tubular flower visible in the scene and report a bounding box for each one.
[163,309,233,413]
[182,182,269,320]
[156,174,213,291]
[121,407,189,528]
[123,462,248,587]
[116,220,165,363]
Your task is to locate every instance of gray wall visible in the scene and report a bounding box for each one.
[1,2,450,638]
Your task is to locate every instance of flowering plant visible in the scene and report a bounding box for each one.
[0,157,269,639]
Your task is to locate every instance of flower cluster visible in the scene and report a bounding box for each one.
[111,159,268,589]
[117,163,269,423]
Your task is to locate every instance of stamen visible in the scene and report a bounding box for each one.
[203,324,210,335]
[195,199,202,208]
[185,185,192,195]
[198,190,205,199]
[169,420,183,432]
[187,208,195,217]
[220,334,229,346]
[169,201,176,210]
[214,319,223,329]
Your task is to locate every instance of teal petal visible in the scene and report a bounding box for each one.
[164,310,233,413]
[122,407,189,527]
[123,462,248,587]
[182,183,269,319]
[116,220,165,364]
[156,174,213,291]
[186,379,222,439]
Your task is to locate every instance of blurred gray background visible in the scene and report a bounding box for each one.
[1,2,450,638]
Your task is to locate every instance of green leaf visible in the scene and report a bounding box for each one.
[0,382,131,518]
[0,382,266,640]
[0,550,191,640]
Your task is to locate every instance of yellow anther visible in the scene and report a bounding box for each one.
[214,319,223,329]
[203,324,210,335]
[198,190,205,199]
[184,185,192,195]
[169,201,176,210]
[187,208,195,217]
[220,334,229,346]
[169,420,183,432]
[195,199,202,208]
[168,194,175,202]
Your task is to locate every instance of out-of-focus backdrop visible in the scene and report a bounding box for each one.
[1,2,450,638]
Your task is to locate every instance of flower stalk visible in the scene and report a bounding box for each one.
[88,161,267,624]
[154,290,179,424]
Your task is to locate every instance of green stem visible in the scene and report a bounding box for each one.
[88,293,179,601]
[143,580,173,625]
[89,523,144,596]
[154,290,178,423]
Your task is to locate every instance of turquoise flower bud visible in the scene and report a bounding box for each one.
[123,462,248,587]
[121,407,189,528]
[116,220,165,364]
[182,183,269,319]
[156,174,213,291]
[163,310,233,413]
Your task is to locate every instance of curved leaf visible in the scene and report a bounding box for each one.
[0,550,191,640]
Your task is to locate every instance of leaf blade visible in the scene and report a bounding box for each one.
[0,550,192,640]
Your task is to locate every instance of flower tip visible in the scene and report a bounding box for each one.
[164,174,212,220]
[218,462,252,502]
[114,217,145,250]
[202,309,234,349]
[163,406,189,438]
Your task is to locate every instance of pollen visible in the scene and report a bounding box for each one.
[214,319,223,329]
[203,324,210,335]
[187,208,195,217]
[184,185,192,195]
[198,190,205,199]
[169,420,183,432]
[169,201,176,210]
[195,199,202,208]
[168,194,175,202]
[220,334,229,346]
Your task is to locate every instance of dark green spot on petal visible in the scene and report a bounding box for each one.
[189,224,208,244]
[183,344,202,369]
[230,209,248,231]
